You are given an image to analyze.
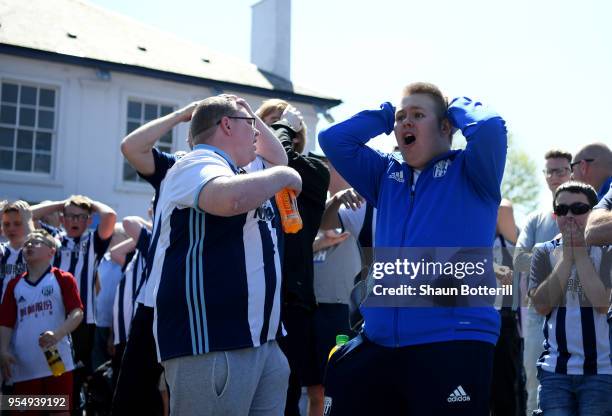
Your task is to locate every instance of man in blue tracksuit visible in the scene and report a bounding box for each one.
[318,82,507,415]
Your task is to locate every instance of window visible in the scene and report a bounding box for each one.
[123,99,175,182]
[0,82,57,174]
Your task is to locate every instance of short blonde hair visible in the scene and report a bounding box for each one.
[25,229,58,249]
[64,195,93,213]
[256,99,307,150]
[1,200,30,215]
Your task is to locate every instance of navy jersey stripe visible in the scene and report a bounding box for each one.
[555,307,570,373]
[117,278,127,343]
[157,208,196,360]
[82,237,92,320]
[580,307,597,375]
[202,212,251,351]
[258,220,277,345]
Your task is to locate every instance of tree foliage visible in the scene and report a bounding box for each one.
[501,136,540,214]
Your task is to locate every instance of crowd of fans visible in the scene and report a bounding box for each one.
[0,83,611,416]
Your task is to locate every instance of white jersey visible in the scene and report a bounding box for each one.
[53,230,110,324]
[150,145,282,361]
[0,242,27,303]
[0,267,82,382]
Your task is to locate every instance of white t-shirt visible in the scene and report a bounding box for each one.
[0,267,82,382]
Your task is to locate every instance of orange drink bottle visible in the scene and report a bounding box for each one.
[275,188,303,233]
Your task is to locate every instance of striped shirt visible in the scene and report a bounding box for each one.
[0,242,26,303]
[53,230,110,324]
[151,145,282,361]
[529,239,612,375]
[113,228,150,345]
[138,148,177,308]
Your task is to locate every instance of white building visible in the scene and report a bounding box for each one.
[0,0,340,218]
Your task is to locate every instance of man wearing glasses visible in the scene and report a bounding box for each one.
[513,149,572,416]
[570,142,612,201]
[150,95,299,415]
[114,95,287,415]
[30,195,116,414]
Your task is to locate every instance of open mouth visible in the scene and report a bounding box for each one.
[404,135,416,145]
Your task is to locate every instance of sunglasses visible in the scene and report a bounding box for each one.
[569,158,594,170]
[553,202,591,216]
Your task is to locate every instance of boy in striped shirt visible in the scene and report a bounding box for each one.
[1,201,34,303]
[30,195,116,413]
[530,181,612,415]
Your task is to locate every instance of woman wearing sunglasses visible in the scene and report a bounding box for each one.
[529,181,612,415]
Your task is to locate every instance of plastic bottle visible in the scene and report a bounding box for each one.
[43,344,65,377]
[275,188,303,233]
[328,334,350,361]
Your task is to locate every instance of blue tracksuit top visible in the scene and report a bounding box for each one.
[319,97,507,347]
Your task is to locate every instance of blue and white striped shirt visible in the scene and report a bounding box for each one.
[151,146,282,361]
[529,239,612,375]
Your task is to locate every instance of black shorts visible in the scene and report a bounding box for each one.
[280,303,354,387]
[324,335,494,416]
[311,303,354,385]
[111,304,163,416]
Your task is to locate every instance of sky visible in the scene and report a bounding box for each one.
[88,0,611,223]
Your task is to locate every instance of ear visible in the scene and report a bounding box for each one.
[87,217,93,227]
[218,116,232,136]
[441,118,452,139]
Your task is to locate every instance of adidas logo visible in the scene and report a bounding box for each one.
[447,385,471,403]
[388,171,404,183]
[17,296,26,303]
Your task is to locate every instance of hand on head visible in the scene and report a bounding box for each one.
[281,106,304,132]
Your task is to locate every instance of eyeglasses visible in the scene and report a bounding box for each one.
[24,239,52,248]
[553,202,591,216]
[570,158,594,170]
[64,213,89,222]
[543,167,571,178]
[216,116,256,129]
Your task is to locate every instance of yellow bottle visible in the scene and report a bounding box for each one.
[43,345,65,377]
[275,188,303,234]
[328,334,350,361]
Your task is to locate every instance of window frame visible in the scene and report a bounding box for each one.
[0,78,60,178]
[115,92,181,193]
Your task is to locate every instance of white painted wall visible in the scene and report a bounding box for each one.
[250,0,291,79]
[0,54,321,220]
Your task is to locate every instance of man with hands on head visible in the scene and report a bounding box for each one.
[112,95,287,415]
[319,82,507,416]
[150,95,297,415]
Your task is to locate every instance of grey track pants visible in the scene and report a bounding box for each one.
[162,341,289,416]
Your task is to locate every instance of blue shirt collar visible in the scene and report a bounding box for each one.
[193,144,238,173]
[598,176,612,201]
